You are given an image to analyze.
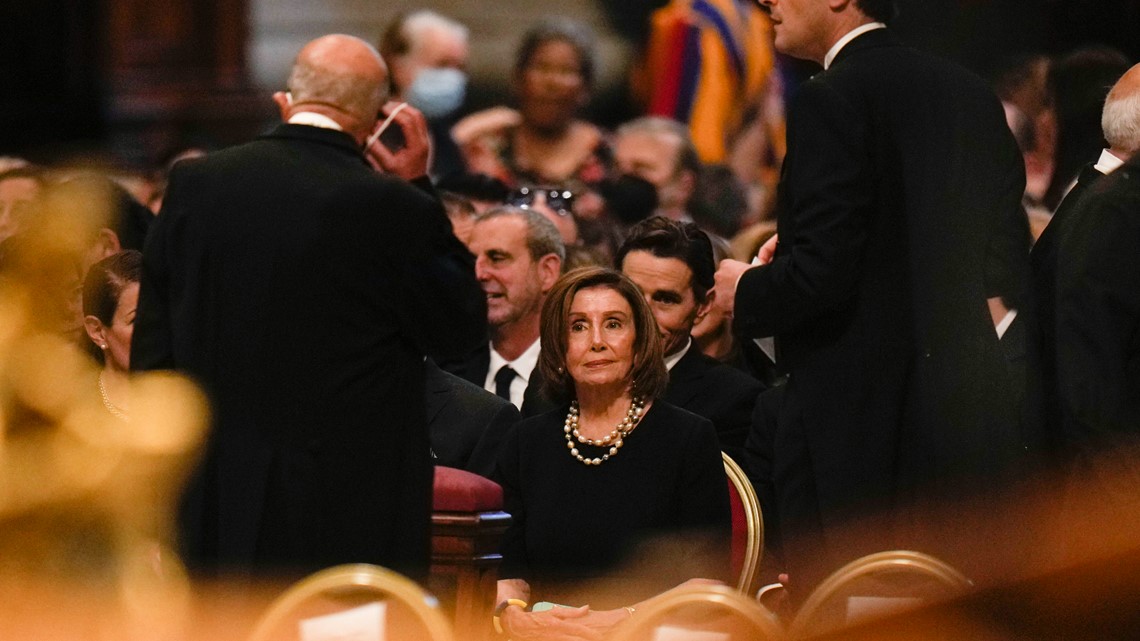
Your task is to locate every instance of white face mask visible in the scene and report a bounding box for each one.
[406,67,467,119]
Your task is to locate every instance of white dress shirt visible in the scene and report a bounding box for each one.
[485,338,542,410]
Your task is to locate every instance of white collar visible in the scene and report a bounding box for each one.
[488,338,542,383]
[824,22,887,70]
[1094,149,1126,175]
[663,337,692,372]
[288,112,343,131]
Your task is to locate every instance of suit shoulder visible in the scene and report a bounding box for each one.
[694,353,764,392]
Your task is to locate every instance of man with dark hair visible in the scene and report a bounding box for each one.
[715,0,1032,592]
[132,34,486,576]
[618,216,762,456]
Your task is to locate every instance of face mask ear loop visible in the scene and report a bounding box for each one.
[365,102,410,149]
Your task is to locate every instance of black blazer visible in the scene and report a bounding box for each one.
[1028,162,1104,454]
[425,358,520,478]
[133,124,487,574]
[732,29,1030,571]
[664,344,763,458]
[440,343,557,417]
[1054,156,1140,451]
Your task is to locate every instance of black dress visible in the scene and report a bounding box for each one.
[495,401,730,607]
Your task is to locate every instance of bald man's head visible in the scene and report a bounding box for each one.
[1103,63,1140,160]
[281,35,390,141]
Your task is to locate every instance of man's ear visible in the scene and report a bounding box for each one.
[538,254,563,292]
[694,289,715,325]
[84,315,106,350]
[91,228,121,263]
[676,168,696,204]
[828,0,853,11]
[273,91,292,120]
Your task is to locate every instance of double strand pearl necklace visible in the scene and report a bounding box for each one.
[98,371,130,421]
[564,396,645,466]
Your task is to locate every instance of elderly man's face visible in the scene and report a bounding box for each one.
[614,131,690,212]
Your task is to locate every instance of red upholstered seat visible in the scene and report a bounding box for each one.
[432,466,503,512]
[727,475,747,579]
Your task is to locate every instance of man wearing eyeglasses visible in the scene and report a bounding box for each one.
[713,0,1034,594]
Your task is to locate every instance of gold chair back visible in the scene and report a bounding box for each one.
[788,550,972,639]
[723,451,764,595]
[247,564,454,641]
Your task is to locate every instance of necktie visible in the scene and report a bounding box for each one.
[494,365,517,402]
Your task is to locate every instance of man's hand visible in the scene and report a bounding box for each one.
[502,605,608,641]
[713,259,755,317]
[365,101,432,180]
[756,233,778,265]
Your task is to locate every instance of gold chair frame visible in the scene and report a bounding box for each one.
[247,563,454,641]
[723,451,764,595]
[788,550,972,639]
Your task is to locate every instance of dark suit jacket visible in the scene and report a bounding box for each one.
[664,344,763,459]
[425,358,521,478]
[440,343,558,417]
[132,124,486,575]
[1055,156,1140,452]
[1028,162,1104,455]
[732,29,1030,581]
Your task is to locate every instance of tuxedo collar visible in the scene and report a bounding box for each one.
[261,123,362,156]
[829,26,899,68]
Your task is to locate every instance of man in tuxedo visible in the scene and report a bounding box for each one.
[618,216,762,458]
[425,358,520,479]
[444,206,564,416]
[1031,62,1140,457]
[132,34,486,576]
[713,0,1031,591]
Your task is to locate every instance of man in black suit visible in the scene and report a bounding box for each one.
[444,206,564,416]
[425,358,520,478]
[714,0,1031,591]
[618,216,762,459]
[1030,62,1140,457]
[131,34,486,576]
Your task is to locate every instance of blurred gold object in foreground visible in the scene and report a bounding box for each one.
[0,270,208,640]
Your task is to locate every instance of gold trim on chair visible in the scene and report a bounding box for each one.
[788,550,972,639]
[609,583,783,641]
[247,564,454,641]
[723,451,764,595]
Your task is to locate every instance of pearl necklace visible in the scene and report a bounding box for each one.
[98,371,130,421]
[563,396,645,466]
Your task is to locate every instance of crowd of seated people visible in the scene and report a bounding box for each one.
[3,8,1140,640]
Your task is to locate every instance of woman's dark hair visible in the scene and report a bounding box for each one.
[514,17,598,89]
[537,266,667,404]
[83,250,142,325]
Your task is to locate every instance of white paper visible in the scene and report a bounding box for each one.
[845,596,923,624]
[652,624,730,641]
[299,601,387,641]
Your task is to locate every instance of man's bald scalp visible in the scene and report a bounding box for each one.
[288,34,389,122]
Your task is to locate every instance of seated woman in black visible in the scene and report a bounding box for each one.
[494,267,730,640]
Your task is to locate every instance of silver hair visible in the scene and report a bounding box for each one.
[404,10,469,55]
[475,205,566,264]
[1102,92,1140,156]
[615,116,702,175]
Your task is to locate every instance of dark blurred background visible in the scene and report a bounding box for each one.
[3,0,1137,169]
